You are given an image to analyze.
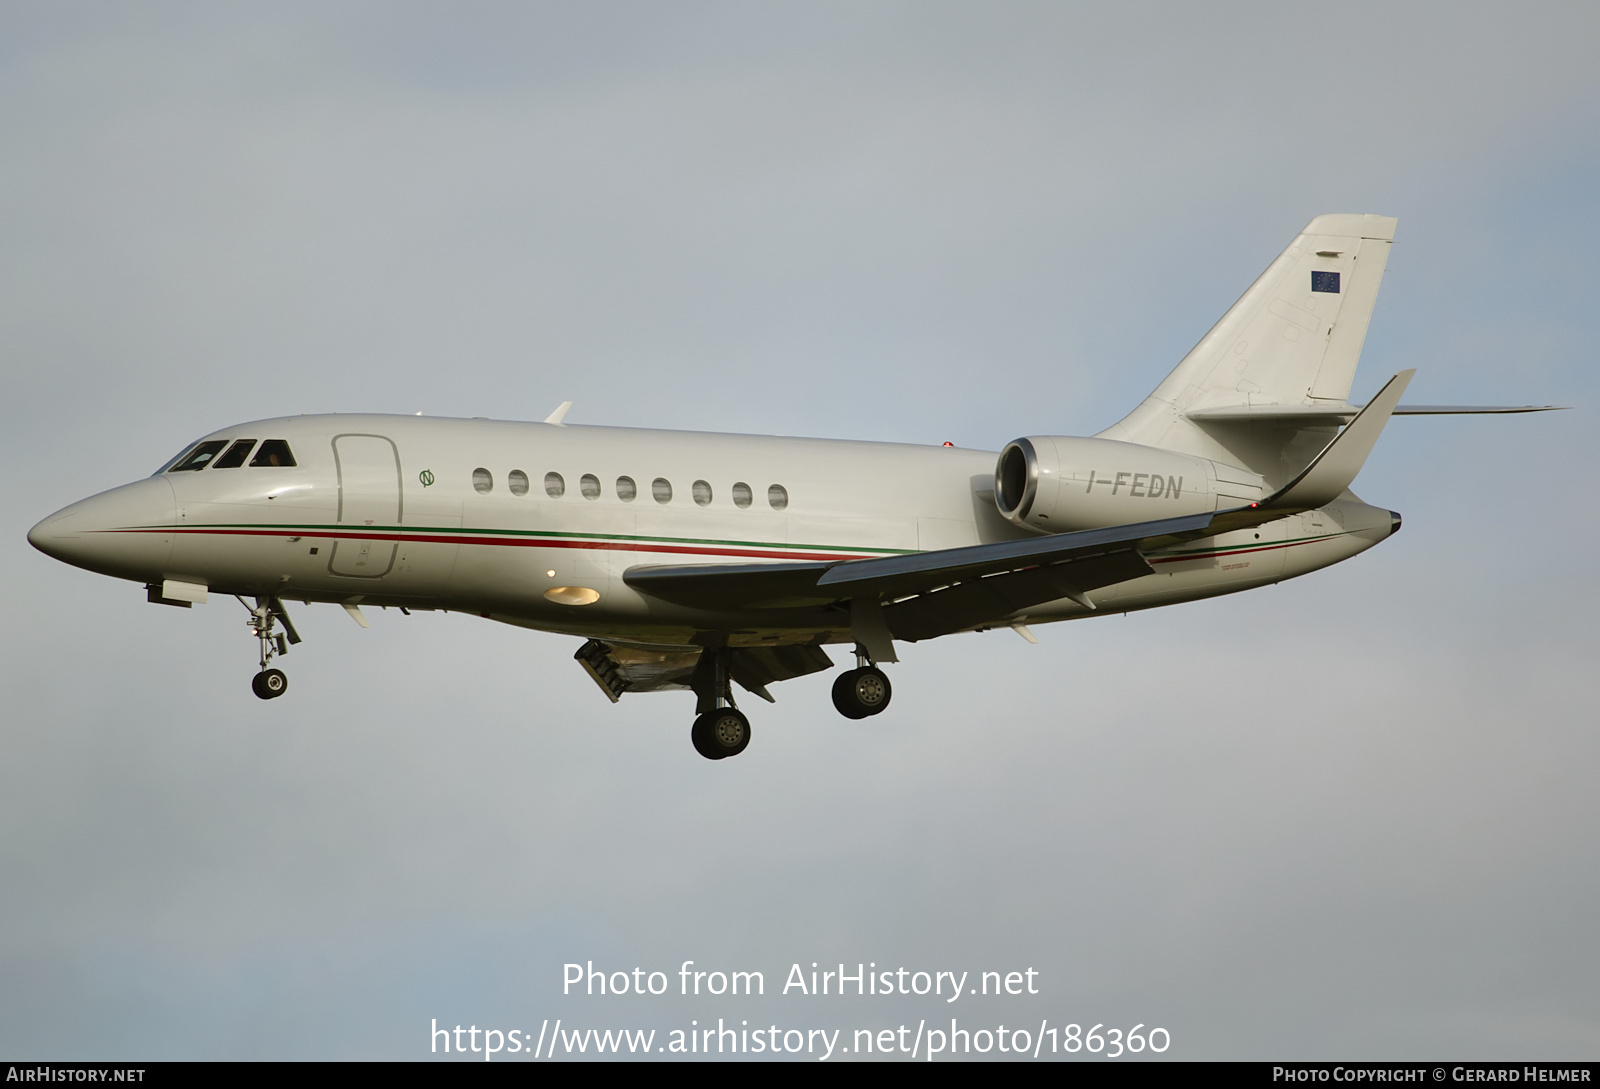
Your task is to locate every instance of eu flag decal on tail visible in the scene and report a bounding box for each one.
[1311,270,1341,293]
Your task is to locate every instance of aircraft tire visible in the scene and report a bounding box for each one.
[252,668,288,700]
[691,708,751,760]
[832,667,891,719]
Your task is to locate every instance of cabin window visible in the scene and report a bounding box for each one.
[616,476,637,502]
[652,477,673,504]
[692,480,712,506]
[249,440,296,467]
[169,441,228,472]
[473,468,493,493]
[545,472,565,498]
[731,482,753,509]
[212,440,257,469]
[580,473,601,500]
[508,469,529,496]
[768,484,788,510]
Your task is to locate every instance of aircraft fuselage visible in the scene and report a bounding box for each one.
[29,412,1395,651]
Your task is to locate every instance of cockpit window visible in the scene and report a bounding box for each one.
[154,441,201,474]
[169,440,228,472]
[212,440,257,469]
[249,440,296,467]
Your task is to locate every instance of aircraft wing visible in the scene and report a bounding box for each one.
[625,372,1414,637]
[625,512,1208,609]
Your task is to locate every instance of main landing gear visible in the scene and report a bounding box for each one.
[240,596,301,700]
[832,645,892,720]
[689,649,751,760]
[683,644,892,760]
[691,707,751,761]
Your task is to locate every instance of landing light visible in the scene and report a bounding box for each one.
[545,586,600,606]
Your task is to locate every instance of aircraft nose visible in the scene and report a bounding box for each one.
[28,477,177,580]
[26,505,94,563]
[26,508,73,560]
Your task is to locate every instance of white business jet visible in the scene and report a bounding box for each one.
[29,215,1557,760]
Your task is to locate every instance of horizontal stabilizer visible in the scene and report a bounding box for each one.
[1388,403,1567,414]
[1187,402,1565,422]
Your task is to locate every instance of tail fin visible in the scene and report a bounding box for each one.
[1098,214,1397,486]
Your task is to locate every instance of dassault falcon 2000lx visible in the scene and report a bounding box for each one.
[29,215,1558,760]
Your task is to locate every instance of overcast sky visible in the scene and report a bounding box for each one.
[2,1,1596,1061]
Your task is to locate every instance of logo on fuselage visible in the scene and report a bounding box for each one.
[419,470,435,487]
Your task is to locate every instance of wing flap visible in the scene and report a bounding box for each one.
[886,549,1152,641]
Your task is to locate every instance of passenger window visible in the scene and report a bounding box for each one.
[545,472,565,498]
[768,484,788,510]
[731,482,752,509]
[169,441,228,472]
[616,476,637,502]
[580,474,601,500]
[652,478,673,504]
[212,440,257,469]
[473,468,493,493]
[508,469,529,496]
[249,440,297,467]
[692,480,712,506]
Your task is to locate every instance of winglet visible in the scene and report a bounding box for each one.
[1266,369,1413,510]
[544,401,573,426]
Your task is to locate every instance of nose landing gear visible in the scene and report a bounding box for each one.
[832,644,892,719]
[240,596,300,700]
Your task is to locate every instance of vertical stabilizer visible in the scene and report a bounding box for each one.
[1098,214,1397,485]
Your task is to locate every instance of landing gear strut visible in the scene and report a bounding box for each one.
[832,644,892,719]
[241,596,300,700]
[689,648,751,760]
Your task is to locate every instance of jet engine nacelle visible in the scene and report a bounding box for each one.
[994,436,1266,533]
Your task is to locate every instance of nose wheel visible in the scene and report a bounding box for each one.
[240,596,300,700]
[252,668,288,699]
